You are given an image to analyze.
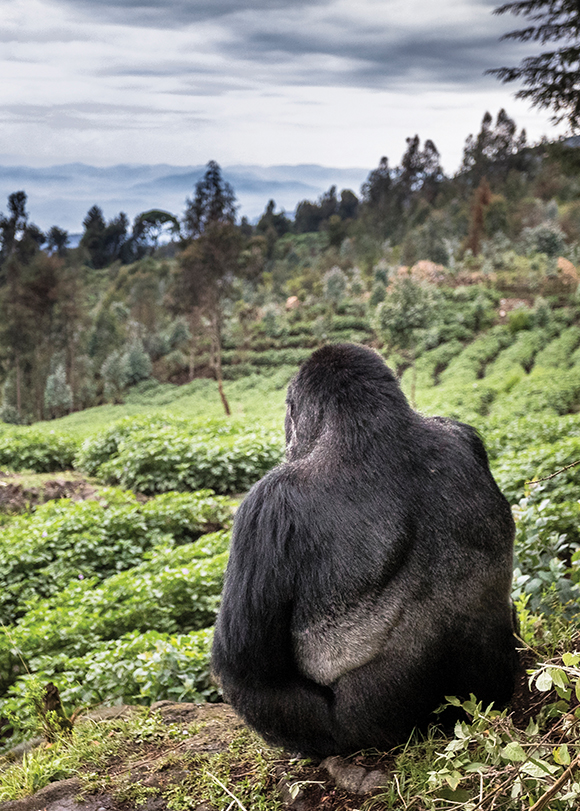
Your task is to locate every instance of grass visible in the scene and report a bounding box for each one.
[40,374,290,441]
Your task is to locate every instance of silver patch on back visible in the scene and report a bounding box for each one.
[293,591,406,685]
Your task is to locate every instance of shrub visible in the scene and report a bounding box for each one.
[1,627,218,730]
[0,490,232,624]
[2,541,229,663]
[122,338,152,385]
[44,364,73,419]
[96,426,283,494]
[76,416,284,495]
[0,428,77,472]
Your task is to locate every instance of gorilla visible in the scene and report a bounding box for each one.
[211,343,517,757]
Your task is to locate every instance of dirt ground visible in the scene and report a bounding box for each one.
[0,472,98,513]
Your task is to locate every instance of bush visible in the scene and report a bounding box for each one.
[44,364,73,419]
[97,427,283,494]
[76,417,284,495]
[0,489,232,624]
[0,428,77,472]
[1,627,218,731]
[123,338,153,385]
[75,415,190,475]
[2,540,229,664]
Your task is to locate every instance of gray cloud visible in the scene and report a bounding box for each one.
[221,16,529,89]
[53,0,330,28]
[0,103,208,130]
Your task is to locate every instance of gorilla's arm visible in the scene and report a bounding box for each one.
[211,478,337,755]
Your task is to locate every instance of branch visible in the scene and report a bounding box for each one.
[529,754,580,811]
[526,459,580,485]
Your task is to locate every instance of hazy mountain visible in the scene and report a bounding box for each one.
[0,163,369,233]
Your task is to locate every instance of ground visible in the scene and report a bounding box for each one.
[0,650,557,811]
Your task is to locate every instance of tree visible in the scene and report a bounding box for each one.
[375,273,434,404]
[183,160,236,239]
[132,209,180,256]
[44,363,73,419]
[0,192,45,269]
[460,109,527,188]
[256,200,291,258]
[466,178,493,255]
[337,189,359,221]
[80,206,131,268]
[488,0,580,131]
[360,156,393,238]
[46,226,69,258]
[176,161,241,414]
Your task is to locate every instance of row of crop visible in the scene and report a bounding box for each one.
[413,318,580,422]
[1,410,580,747]
[0,533,229,693]
[0,488,233,625]
[0,415,285,495]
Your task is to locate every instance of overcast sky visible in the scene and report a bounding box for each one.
[0,0,567,178]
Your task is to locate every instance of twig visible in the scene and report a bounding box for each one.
[526,460,580,485]
[528,754,580,811]
[206,771,248,811]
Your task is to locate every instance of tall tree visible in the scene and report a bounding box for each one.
[132,209,180,256]
[80,206,131,268]
[466,177,493,255]
[0,192,45,270]
[488,0,580,131]
[460,109,527,188]
[360,156,393,239]
[176,161,241,414]
[183,160,236,240]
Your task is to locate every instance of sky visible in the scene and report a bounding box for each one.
[0,0,568,181]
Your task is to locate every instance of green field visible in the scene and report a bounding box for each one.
[1,308,580,808]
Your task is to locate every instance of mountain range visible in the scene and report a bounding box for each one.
[0,163,370,235]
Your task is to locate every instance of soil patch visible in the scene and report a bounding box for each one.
[0,474,98,513]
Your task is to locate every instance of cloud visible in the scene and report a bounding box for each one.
[52,0,330,28]
[0,103,208,131]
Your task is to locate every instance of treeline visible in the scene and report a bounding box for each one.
[1,109,579,424]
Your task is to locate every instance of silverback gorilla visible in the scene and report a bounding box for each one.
[211,343,517,757]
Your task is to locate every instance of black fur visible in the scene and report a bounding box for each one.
[211,343,517,757]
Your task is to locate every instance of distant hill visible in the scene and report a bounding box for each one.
[0,163,369,232]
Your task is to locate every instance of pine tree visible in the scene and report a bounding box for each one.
[489,0,580,130]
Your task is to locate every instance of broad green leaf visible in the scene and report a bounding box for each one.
[501,742,527,762]
[535,670,553,691]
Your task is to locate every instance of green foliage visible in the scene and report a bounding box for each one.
[1,539,228,662]
[0,490,232,625]
[0,427,77,472]
[512,496,580,614]
[122,338,152,385]
[43,364,72,420]
[1,628,218,744]
[76,415,283,494]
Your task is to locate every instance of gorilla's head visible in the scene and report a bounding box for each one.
[285,343,411,461]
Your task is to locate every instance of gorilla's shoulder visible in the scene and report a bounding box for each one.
[425,415,490,468]
[236,462,301,528]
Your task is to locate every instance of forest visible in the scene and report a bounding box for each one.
[1,107,579,424]
[1,106,580,809]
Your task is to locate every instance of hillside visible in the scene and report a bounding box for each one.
[1,112,580,809]
[0,292,580,806]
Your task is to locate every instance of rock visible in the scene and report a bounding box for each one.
[276,776,309,810]
[0,778,81,811]
[3,737,44,762]
[80,704,139,723]
[321,756,389,795]
[321,756,366,793]
[358,769,389,794]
